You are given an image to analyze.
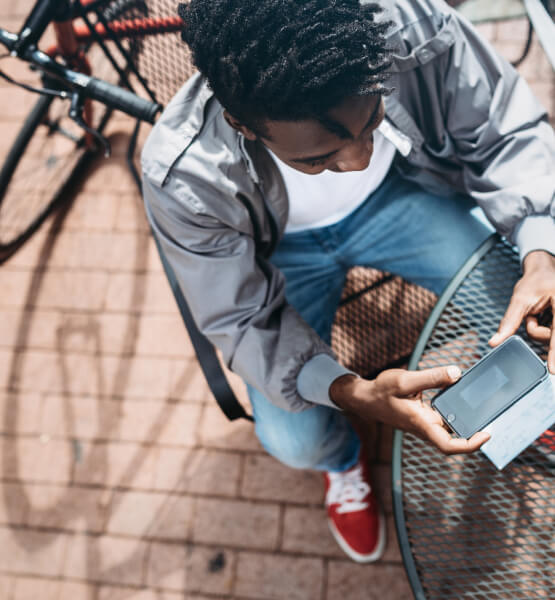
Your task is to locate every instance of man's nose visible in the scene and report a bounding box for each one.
[335,138,373,172]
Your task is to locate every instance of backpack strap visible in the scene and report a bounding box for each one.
[152,232,254,422]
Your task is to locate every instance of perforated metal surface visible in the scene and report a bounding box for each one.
[393,236,554,600]
[131,0,195,106]
[332,267,437,378]
[90,0,195,106]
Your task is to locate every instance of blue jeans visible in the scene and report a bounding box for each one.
[249,171,494,472]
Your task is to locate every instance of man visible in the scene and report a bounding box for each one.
[141,0,555,563]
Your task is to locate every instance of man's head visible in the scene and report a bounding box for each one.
[178,0,392,172]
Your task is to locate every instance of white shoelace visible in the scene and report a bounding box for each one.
[326,464,371,514]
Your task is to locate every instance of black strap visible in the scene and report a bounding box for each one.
[152,233,254,422]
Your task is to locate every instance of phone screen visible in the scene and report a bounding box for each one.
[432,336,547,438]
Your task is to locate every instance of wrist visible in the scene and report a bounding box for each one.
[523,250,555,274]
[329,374,373,412]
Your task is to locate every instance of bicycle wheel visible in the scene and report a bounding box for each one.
[0,1,149,265]
[0,91,96,264]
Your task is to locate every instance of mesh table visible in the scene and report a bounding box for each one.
[392,234,554,600]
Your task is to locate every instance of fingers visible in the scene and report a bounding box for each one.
[426,425,490,455]
[526,316,551,342]
[489,294,530,347]
[393,365,462,396]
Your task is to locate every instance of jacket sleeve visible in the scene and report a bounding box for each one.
[142,175,348,412]
[442,8,555,257]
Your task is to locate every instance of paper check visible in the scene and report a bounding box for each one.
[481,372,555,470]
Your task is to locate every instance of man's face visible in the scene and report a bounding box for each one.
[260,95,385,175]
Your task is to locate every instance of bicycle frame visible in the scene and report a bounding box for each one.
[9,0,181,148]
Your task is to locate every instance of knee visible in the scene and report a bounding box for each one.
[254,413,330,470]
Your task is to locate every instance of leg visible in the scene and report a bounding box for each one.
[336,172,494,294]
[248,229,360,471]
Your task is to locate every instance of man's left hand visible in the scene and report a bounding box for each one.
[489,250,555,373]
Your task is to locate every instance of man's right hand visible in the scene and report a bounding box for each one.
[330,366,490,455]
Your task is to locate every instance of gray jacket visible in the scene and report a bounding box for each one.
[141,0,555,412]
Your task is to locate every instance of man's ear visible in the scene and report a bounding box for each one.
[223,110,258,141]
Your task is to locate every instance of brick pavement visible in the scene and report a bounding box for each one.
[0,4,554,599]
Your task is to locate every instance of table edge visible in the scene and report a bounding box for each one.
[391,232,499,600]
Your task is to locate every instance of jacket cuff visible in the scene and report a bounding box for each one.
[297,354,358,409]
[514,215,555,263]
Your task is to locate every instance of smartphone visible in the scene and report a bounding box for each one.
[431,335,548,439]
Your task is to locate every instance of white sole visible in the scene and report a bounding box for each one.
[327,508,387,563]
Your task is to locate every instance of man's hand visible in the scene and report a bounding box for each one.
[489,250,555,373]
[330,367,490,455]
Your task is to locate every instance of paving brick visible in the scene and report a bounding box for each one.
[192,497,280,550]
[473,22,496,43]
[101,355,174,401]
[98,585,182,600]
[114,193,152,233]
[0,309,136,357]
[0,393,42,435]
[59,580,98,600]
[235,551,324,600]
[104,272,177,314]
[16,350,104,397]
[495,17,529,42]
[282,506,343,558]
[106,491,194,540]
[373,463,393,515]
[63,192,120,232]
[80,158,138,194]
[145,541,188,592]
[135,314,196,358]
[153,447,241,496]
[11,576,59,600]
[118,400,201,445]
[18,231,146,272]
[15,438,73,484]
[381,514,403,564]
[17,351,177,400]
[72,441,158,489]
[0,575,14,600]
[2,0,36,18]
[182,545,235,596]
[0,483,28,525]
[0,271,33,309]
[241,454,323,504]
[0,436,19,479]
[0,310,21,350]
[326,561,412,600]
[40,394,117,440]
[0,527,68,577]
[167,360,212,403]
[0,88,38,120]
[147,543,235,595]
[0,271,109,311]
[198,404,262,452]
[63,533,149,586]
[0,350,15,390]
[25,484,106,533]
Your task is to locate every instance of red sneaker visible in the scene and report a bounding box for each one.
[324,458,386,563]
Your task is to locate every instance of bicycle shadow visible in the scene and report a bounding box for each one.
[1,147,264,598]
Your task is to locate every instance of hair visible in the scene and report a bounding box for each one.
[178,0,393,136]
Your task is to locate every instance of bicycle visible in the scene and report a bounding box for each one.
[0,0,191,264]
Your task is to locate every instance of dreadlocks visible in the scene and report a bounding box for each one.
[178,0,393,133]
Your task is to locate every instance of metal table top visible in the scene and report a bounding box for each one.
[392,234,554,600]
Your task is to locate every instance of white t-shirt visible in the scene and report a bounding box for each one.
[269,129,396,233]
